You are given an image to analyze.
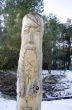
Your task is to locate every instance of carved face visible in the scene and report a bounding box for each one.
[21,13,44,48]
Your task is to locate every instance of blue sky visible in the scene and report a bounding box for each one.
[44,0,72,23]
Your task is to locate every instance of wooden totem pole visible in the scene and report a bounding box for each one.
[17,12,44,110]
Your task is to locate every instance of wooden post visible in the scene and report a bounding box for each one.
[17,12,44,110]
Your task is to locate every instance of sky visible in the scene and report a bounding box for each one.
[44,0,72,23]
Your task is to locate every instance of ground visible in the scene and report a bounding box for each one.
[0,70,72,110]
[0,94,72,110]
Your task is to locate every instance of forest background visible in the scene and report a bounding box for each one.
[0,0,72,71]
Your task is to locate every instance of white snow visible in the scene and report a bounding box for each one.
[65,70,72,81]
[0,96,72,110]
[0,97,16,110]
[42,70,72,97]
[41,99,72,110]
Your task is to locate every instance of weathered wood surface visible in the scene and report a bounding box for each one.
[17,13,44,110]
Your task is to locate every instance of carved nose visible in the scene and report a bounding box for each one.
[29,33,34,44]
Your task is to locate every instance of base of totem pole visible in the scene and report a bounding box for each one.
[24,107,32,110]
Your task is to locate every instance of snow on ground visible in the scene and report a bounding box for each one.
[65,70,72,81]
[41,99,72,110]
[42,70,72,97]
[0,95,72,110]
[0,70,72,110]
[0,97,16,110]
[42,70,72,76]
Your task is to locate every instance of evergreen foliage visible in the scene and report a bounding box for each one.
[0,1,72,70]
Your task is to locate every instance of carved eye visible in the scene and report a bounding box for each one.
[23,29,29,34]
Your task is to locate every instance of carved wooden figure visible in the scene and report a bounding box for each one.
[17,13,44,110]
